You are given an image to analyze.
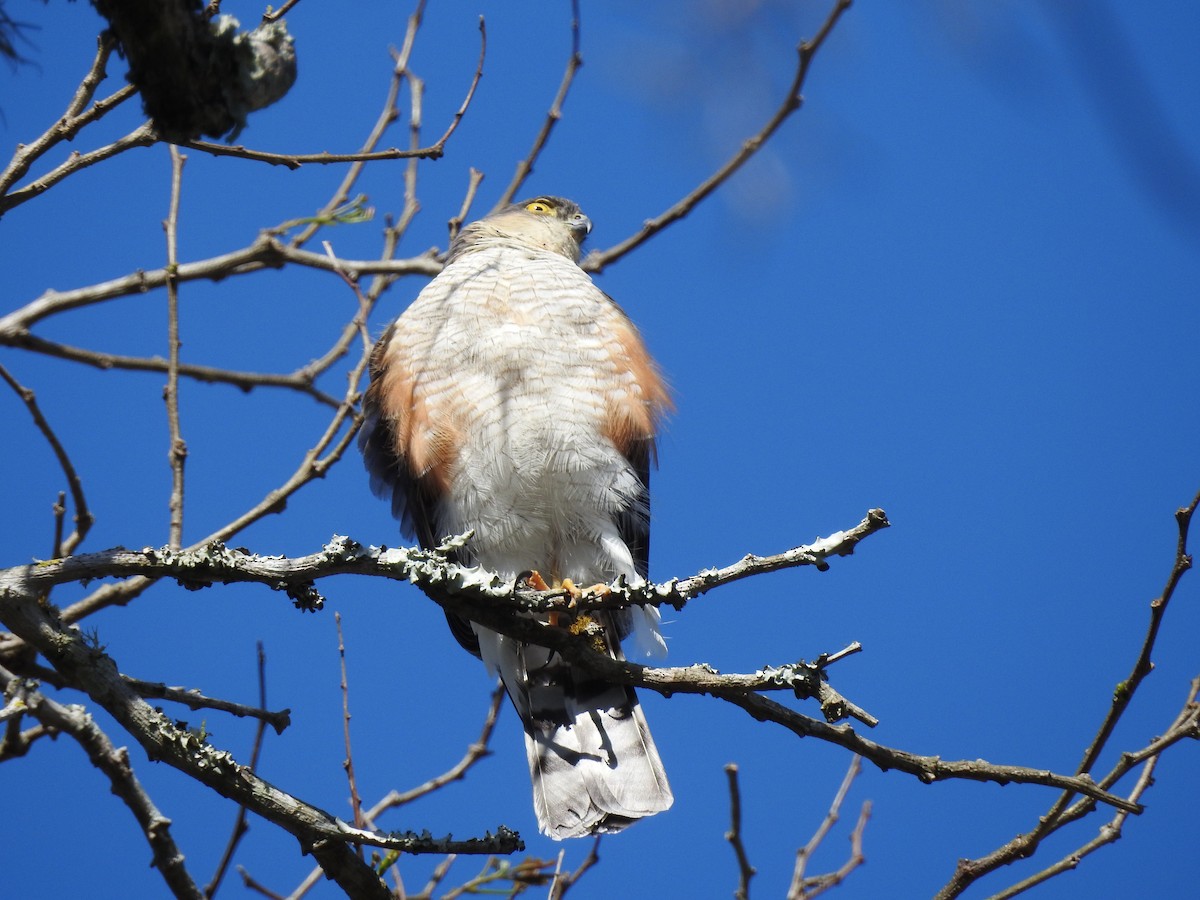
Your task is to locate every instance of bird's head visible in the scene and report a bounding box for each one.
[450,196,592,263]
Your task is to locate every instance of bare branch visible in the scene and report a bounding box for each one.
[367,685,504,811]
[1076,488,1200,773]
[0,34,138,197]
[283,687,506,898]
[8,515,885,617]
[788,756,869,899]
[989,678,1200,899]
[334,613,366,834]
[494,0,582,209]
[123,675,290,733]
[418,855,458,899]
[0,596,525,875]
[431,16,488,161]
[0,663,203,898]
[548,837,601,900]
[164,146,188,549]
[0,363,94,556]
[0,524,1145,815]
[449,168,486,242]
[237,866,287,900]
[0,235,441,339]
[262,0,305,23]
[934,488,1200,898]
[0,123,158,216]
[205,643,275,899]
[724,763,756,900]
[0,719,49,761]
[583,0,853,273]
[4,334,343,407]
[178,15,484,171]
[288,2,428,252]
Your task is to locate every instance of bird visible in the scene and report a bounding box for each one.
[359,196,674,839]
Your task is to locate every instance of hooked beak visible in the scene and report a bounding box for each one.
[569,213,592,240]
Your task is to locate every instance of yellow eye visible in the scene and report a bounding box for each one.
[525,200,554,214]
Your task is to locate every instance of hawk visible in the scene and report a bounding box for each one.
[359,196,674,839]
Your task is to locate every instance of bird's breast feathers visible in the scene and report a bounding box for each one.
[373,244,664,580]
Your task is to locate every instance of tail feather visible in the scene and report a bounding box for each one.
[475,619,673,839]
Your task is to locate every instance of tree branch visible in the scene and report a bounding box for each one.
[0,364,94,556]
[788,756,869,899]
[583,0,853,273]
[122,675,291,733]
[0,123,158,216]
[177,13,484,169]
[724,763,756,900]
[493,0,582,209]
[934,488,1200,898]
[0,663,203,898]
[0,34,137,198]
[0,516,1144,816]
[164,146,188,550]
[0,596,524,875]
[0,235,441,339]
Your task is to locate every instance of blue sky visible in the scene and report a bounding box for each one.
[3,1,1199,897]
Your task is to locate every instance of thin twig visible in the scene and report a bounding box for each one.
[335,613,366,837]
[0,235,441,339]
[289,0,428,252]
[123,675,290,732]
[817,801,870,899]
[790,757,860,893]
[724,763,756,900]
[394,67,425,242]
[262,0,304,23]
[547,837,601,900]
[164,146,188,549]
[1075,489,1200,774]
[0,363,93,556]
[989,678,1200,899]
[0,34,137,197]
[5,334,342,407]
[934,488,1200,899]
[237,867,286,900]
[0,122,158,216]
[448,168,485,242]
[180,141,439,168]
[494,0,582,209]
[788,756,869,899]
[418,855,457,899]
[204,643,275,898]
[180,15,484,172]
[51,491,66,560]
[367,686,504,811]
[0,662,203,898]
[583,0,853,273]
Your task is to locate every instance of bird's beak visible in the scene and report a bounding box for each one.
[570,214,592,240]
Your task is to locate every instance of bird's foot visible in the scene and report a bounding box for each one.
[523,570,553,592]
[524,574,610,627]
[558,578,611,601]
